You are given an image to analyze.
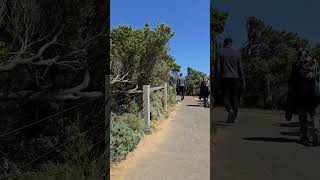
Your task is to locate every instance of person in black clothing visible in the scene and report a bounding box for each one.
[217,38,246,123]
[199,78,205,100]
[177,73,187,101]
[288,49,317,144]
[200,78,210,107]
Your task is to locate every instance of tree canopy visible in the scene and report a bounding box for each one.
[111,23,178,91]
[186,67,208,95]
[110,23,180,113]
[242,16,317,108]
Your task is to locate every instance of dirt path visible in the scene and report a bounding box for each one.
[213,107,320,180]
[111,96,210,180]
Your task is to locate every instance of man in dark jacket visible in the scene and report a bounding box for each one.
[177,73,187,101]
[218,38,246,123]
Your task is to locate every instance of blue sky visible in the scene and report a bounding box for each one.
[111,0,210,75]
[214,0,320,48]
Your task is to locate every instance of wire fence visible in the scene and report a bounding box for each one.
[0,97,106,179]
[111,83,170,127]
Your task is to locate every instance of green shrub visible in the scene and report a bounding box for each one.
[58,121,93,163]
[169,86,177,104]
[113,113,146,135]
[14,160,103,180]
[150,91,164,119]
[127,99,140,114]
[110,120,140,163]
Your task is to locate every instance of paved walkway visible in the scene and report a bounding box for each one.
[111,96,210,180]
[213,107,320,180]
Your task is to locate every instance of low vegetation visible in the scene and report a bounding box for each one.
[110,23,180,165]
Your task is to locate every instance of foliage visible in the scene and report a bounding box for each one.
[168,86,177,105]
[60,121,94,163]
[113,113,146,135]
[210,8,229,99]
[110,120,140,163]
[150,91,165,119]
[211,7,229,34]
[110,23,176,91]
[242,16,312,108]
[0,41,8,62]
[210,10,320,109]
[126,99,141,114]
[311,43,320,61]
[14,160,103,180]
[0,0,107,176]
[186,67,207,95]
[110,23,180,164]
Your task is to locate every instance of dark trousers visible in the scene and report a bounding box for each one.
[295,79,316,138]
[221,78,242,117]
[201,87,210,107]
[299,112,315,139]
[203,96,209,107]
[178,86,186,100]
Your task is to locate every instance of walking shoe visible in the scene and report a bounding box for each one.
[285,112,292,121]
[299,136,310,146]
[233,118,238,123]
[227,110,234,123]
[232,111,238,123]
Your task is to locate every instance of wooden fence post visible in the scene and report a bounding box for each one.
[143,85,150,127]
[105,74,111,179]
[164,83,168,112]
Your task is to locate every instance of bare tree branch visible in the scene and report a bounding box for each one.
[0,28,63,72]
[110,72,133,84]
[63,69,90,94]
[30,56,60,66]
[126,85,141,94]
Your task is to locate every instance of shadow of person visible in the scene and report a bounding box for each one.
[243,137,298,143]
[186,104,202,107]
[272,122,300,128]
[282,122,301,127]
[280,131,301,137]
[214,121,233,127]
[243,137,316,147]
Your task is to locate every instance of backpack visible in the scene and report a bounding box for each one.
[297,58,315,79]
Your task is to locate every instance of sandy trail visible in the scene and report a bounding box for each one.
[111,97,210,180]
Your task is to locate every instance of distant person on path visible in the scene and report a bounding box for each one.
[200,78,210,107]
[199,78,205,100]
[218,38,246,123]
[177,73,187,101]
[288,49,317,144]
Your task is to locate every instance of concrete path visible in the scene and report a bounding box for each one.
[111,96,210,180]
[213,107,320,180]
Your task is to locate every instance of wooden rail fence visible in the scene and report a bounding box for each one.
[142,83,168,127]
[120,83,168,127]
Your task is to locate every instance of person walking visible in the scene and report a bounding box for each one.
[217,38,246,123]
[288,49,317,145]
[199,78,205,100]
[177,73,187,101]
[200,78,210,107]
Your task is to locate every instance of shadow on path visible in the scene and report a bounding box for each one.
[242,137,315,147]
[243,137,298,143]
[186,104,203,107]
[280,131,301,137]
[214,121,233,127]
[272,122,300,128]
